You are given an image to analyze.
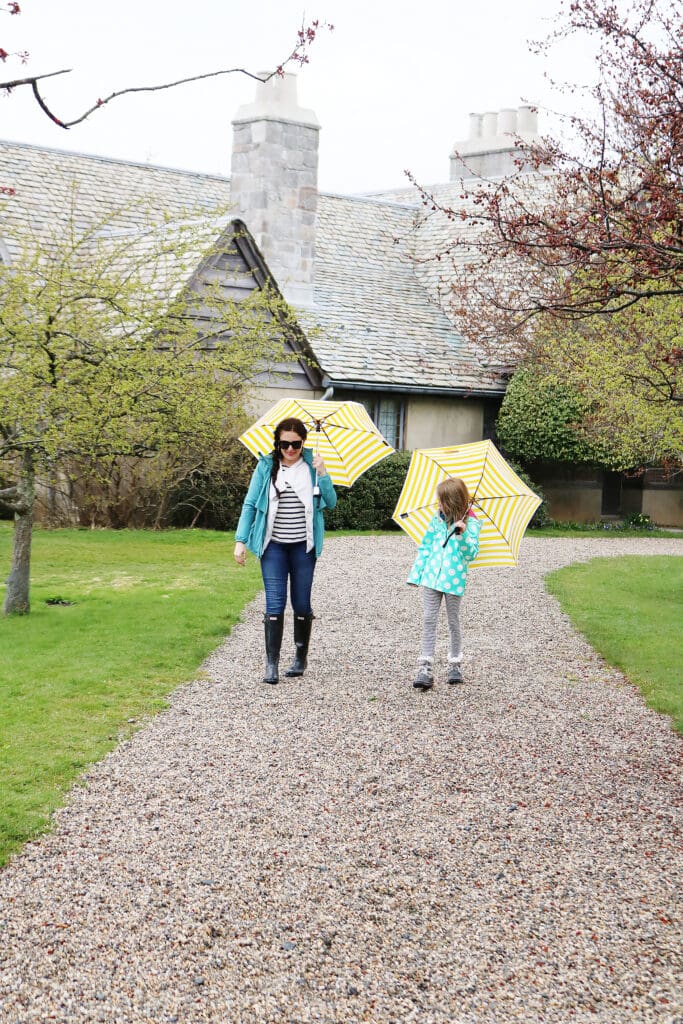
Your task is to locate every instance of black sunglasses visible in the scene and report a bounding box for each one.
[279,439,303,450]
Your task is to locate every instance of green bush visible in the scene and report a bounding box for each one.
[0,469,14,521]
[170,449,412,533]
[496,367,608,466]
[623,512,655,530]
[168,442,255,531]
[167,447,554,534]
[325,451,412,531]
[506,460,552,528]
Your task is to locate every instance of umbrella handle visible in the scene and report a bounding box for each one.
[454,504,474,536]
[313,427,321,496]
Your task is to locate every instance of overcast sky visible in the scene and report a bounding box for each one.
[1,0,597,194]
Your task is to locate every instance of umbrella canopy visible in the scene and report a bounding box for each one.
[238,397,394,487]
[392,440,542,567]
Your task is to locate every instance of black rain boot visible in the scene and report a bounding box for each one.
[263,613,284,684]
[285,613,314,677]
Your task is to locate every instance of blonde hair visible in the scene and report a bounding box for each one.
[436,477,470,525]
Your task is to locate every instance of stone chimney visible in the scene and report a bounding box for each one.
[230,73,320,306]
[449,105,540,180]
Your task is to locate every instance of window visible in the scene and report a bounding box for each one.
[360,396,404,449]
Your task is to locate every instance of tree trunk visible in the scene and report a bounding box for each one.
[3,452,35,616]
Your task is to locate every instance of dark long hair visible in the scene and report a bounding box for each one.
[270,417,308,491]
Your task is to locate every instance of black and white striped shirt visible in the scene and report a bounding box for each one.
[271,482,307,543]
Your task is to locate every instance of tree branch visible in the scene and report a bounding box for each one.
[0,19,332,128]
[0,484,20,513]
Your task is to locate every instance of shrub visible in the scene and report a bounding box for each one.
[496,367,608,465]
[326,452,552,532]
[506,461,552,528]
[0,472,13,521]
[324,451,412,531]
[166,447,553,534]
[172,448,412,534]
[168,442,255,530]
[541,515,659,532]
[623,512,654,530]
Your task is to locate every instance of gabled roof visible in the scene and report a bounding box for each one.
[0,139,503,395]
[185,218,322,390]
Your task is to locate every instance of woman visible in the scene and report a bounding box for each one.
[234,417,337,684]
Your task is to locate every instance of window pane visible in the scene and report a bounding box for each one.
[377,399,401,449]
[359,397,376,421]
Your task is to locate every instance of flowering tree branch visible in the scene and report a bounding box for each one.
[407,0,682,352]
[0,12,332,129]
[0,0,26,65]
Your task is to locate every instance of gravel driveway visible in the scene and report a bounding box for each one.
[0,535,681,1024]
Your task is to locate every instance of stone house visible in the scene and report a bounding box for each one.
[0,74,680,525]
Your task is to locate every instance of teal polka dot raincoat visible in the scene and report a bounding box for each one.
[407,513,481,595]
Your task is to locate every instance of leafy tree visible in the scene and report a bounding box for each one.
[526,296,683,471]
[0,198,300,613]
[496,366,608,466]
[415,0,683,353]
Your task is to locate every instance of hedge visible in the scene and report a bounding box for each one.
[324,451,412,531]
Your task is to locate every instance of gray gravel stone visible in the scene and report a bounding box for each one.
[0,535,681,1023]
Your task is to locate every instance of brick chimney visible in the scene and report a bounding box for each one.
[449,105,540,180]
[230,73,320,307]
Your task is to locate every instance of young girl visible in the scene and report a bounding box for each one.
[407,477,481,690]
[233,417,337,685]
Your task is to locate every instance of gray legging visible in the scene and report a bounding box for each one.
[420,587,463,663]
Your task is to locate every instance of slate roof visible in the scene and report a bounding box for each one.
[308,191,500,393]
[360,180,509,319]
[357,176,549,375]
[0,140,231,265]
[0,139,503,395]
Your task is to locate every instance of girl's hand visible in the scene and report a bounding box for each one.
[312,454,327,477]
[454,519,466,535]
[234,541,247,566]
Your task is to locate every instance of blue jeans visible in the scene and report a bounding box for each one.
[260,540,316,616]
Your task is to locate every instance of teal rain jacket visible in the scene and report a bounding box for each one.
[407,513,481,595]
[235,448,337,558]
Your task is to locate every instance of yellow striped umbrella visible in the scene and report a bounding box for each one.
[238,398,394,487]
[392,440,542,567]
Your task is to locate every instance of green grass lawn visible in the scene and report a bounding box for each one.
[0,524,262,866]
[546,555,683,733]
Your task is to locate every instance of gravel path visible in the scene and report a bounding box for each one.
[0,536,681,1024]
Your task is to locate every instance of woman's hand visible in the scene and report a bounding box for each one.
[234,541,247,566]
[312,453,327,477]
